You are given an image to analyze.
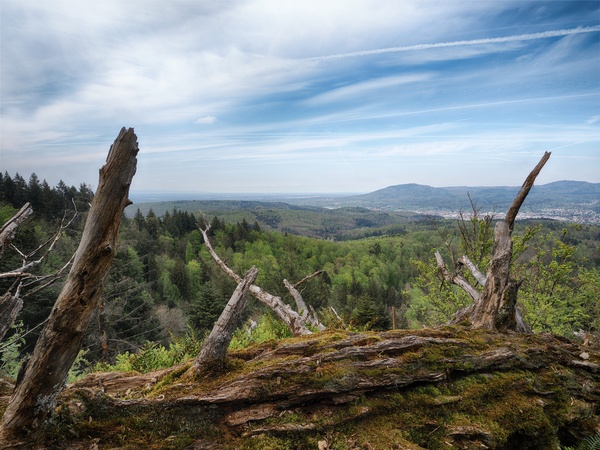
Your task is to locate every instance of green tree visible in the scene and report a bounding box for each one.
[351,294,391,330]
[170,258,191,301]
[406,256,471,328]
[187,281,226,333]
[576,268,600,333]
[516,230,588,335]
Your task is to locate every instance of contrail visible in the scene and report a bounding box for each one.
[308,25,600,61]
[315,93,599,124]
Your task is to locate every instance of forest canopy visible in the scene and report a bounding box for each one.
[1,170,599,378]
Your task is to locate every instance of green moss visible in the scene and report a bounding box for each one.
[36,328,600,449]
[46,393,224,449]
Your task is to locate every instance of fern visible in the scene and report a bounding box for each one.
[579,434,600,450]
[563,434,600,450]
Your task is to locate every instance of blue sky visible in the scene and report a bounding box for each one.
[1,1,599,194]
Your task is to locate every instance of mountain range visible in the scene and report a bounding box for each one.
[287,181,600,220]
[129,181,600,224]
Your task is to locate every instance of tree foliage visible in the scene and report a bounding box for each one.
[1,170,599,375]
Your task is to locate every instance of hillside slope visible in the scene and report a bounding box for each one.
[3,327,598,449]
[335,181,600,215]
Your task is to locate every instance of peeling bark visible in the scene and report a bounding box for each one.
[0,128,139,444]
[446,152,550,332]
[0,203,33,257]
[192,266,258,371]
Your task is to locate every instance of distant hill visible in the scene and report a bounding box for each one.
[288,180,600,222]
[126,199,427,240]
[128,181,600,228]
[339,180,599,209]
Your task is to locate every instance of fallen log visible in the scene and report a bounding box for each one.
[15,327,599,450]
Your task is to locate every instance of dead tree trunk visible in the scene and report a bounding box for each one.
[0,127,138,445]
[0,203,33,257]
[191,266,258,373]
[0,204,34,341]
[446,152,551,332]
[1,207,78,341]
[283,271,326,331]
[0,288,23,343]
[197,213,313,336]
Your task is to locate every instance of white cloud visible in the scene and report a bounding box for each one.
[307,26,600,61]
[195,116,218,125]
[1,0,598,192]
[586,115,600,125]
[304,74,433,106]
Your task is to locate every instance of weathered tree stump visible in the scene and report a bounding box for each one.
[0,127,139,446]
[192,266,258,372]
[443,152,551,332]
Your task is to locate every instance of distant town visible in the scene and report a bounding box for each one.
[412,207,600,225]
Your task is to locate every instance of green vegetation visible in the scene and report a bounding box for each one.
[29,328,600,449]
[1,170,599,381]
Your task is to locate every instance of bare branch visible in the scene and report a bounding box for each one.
[293,270,324,288]
[283,279,309,318]
[197,211,312,336]
[0,272,32,280]
[197,216,242,284]
[283,278,326,331]
[0,203,33,256]
[504,151,551,229]
[457,255,487,287]
[22,252,76,297]
[435,251,481,303]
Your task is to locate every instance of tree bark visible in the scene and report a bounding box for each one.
[466,152,550,332]
[0,203,33,257]
[0,127,138,445]
[283,278,326,331]
[0,289,22,342]
[448,152,550,332]
[197,214,313,336]
[192,267,258,372]
[37,328,599,449]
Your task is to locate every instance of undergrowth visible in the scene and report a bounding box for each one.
[92,313,295,374]
[563,434,600,450]
[92,330,204,374]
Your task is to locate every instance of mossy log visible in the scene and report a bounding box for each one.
[2,327,597,449]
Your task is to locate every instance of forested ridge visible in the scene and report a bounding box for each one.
[1,170,600,449]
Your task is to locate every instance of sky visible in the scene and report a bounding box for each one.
[1,1,599,194]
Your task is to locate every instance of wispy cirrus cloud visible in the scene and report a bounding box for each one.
[307,26,600,61]
[1,1,598,192]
